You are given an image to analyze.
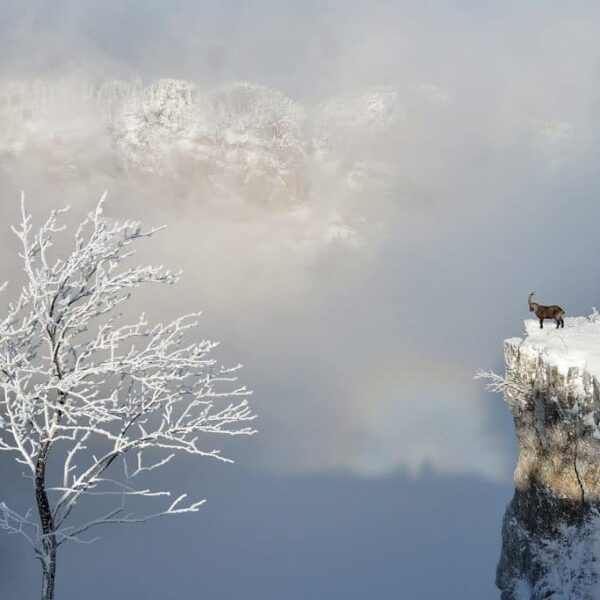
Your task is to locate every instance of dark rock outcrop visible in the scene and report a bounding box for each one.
[498,318,600,599]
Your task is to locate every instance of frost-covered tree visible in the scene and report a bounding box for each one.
[0,196,256,600]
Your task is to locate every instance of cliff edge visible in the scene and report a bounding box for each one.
[498,316,600,599]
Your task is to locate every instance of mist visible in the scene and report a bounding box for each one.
[2,1,600,598]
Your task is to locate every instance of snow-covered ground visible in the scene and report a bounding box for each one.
[508,315,600,379]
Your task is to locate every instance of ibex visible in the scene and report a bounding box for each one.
[528,292,565,329]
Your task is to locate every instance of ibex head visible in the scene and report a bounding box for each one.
[528,292,536,312]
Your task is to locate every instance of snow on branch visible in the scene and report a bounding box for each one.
[475,368,533,405]
[0,195,257,559]
[0,501,39,548]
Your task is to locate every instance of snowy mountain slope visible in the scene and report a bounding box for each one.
[0,78,406,187]
[110,80,309,206]
[0,78,425,251]
[0,79,311,205]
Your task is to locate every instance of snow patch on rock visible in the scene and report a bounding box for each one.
[512,316,600,380]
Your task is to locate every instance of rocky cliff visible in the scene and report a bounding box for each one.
[498,316,600,599]
[0,78,413,204]
[0,79,309,205]
[0,78,426,250]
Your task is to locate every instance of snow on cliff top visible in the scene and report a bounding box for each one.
[507,315,600,378]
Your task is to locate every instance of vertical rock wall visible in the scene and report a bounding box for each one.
[498,319,600,598]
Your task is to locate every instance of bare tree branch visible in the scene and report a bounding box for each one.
[0,196,257,599]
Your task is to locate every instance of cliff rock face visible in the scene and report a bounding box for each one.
[0,79,309,205]
[0,78,412,204]
[498,316,600,599]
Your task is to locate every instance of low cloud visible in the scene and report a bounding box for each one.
[1,2,600,484]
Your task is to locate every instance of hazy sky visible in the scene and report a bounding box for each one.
[2,1,600,598]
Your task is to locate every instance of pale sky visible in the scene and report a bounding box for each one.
[2,1,600,598]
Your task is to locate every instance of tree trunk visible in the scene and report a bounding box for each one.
[41,543,57,600]
[36,440,58,600]
[36,345,65,600]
